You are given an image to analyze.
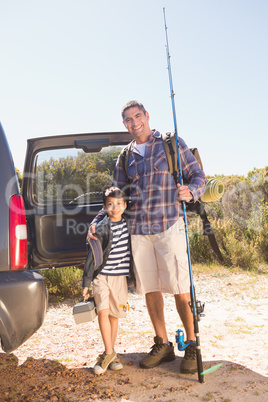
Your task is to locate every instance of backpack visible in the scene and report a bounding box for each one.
[119,132,223,262]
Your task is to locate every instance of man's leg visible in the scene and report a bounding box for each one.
[175,292,198,374]
[131,234,175,368]
[145,291,168,343]
[139,291,175,369]
[174,292,195,341]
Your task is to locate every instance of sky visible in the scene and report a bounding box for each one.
[1,0,267,176]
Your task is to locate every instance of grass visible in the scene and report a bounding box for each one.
[213,334,224,340]
[58,357,73,363]
[208,340,221,348]
[235,317,245,322]
[202,392,214,401]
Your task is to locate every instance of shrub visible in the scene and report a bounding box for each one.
[41,267,83,301]
[188,205,268,270]
[222,231,258,269]
[188,218,215,264]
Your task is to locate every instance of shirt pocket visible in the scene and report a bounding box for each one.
[153,150,169,172]
[127,159,140,181]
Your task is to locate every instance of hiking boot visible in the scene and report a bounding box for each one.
[93,350,116,375]
[139,336,175,369]
[180,342,197,374]
[109,358,123,371]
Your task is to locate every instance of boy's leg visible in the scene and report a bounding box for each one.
[98,308,114,355]
[106,276,127,372]
[92,276,116,374]
[109,315,119,349]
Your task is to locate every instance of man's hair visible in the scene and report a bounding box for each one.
[121,100,146,119]
[103,186,127,205]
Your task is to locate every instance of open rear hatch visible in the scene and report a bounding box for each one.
[22,131,131,270]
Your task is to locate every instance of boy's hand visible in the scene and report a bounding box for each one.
[82,287,89,299]
[86,224,97,242]
[177,184,193,202]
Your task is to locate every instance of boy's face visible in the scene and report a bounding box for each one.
[104,197,127,222]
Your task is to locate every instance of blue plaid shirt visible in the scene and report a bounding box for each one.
[93,130,206,235]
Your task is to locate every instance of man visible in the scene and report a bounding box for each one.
[87,100,206,373]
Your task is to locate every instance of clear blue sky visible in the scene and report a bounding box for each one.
[1,0,267,176]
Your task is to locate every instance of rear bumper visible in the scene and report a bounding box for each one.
[0,271,48,353]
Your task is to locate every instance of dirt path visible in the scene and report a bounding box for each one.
[1,267,268,401]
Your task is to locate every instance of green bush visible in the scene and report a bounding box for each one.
[41,267,83,301]
[188,201,268,270]
[188,218,215,264]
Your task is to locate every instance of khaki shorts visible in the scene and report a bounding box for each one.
[92,275,128,318]
[131,218,190,295]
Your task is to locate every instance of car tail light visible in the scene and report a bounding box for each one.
[10,195,28,270]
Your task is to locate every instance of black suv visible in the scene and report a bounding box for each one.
[0,123,131,353]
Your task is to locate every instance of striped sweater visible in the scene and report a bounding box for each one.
[100,219,130,276]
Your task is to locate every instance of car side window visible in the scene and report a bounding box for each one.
[32,146,122,205]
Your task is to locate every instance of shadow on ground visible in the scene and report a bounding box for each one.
[0,352,267,401]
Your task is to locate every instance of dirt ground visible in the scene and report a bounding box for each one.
[1,267,268,401]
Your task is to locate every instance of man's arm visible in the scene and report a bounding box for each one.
[86,209,106,241]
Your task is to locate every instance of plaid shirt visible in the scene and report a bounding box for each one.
[111,130,206,235]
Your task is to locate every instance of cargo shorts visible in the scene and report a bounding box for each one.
[92,274,129,318]
[131,218,190,295]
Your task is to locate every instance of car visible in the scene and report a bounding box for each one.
[0,123,48,353]
[0,123,132,353]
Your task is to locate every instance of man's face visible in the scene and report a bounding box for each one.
[122,106,152,144]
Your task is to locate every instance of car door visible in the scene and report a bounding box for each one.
[22,131,132,270]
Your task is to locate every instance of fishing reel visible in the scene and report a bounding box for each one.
[189,299,205,322]
[175,329,195,351]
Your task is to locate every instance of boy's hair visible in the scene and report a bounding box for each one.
[103,186,127,205]
[121,100,146,119]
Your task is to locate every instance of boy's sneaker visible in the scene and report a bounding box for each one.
[180,342,197,374]
[109,358,123,371]
[93,350,116,375]
[139,336,175,369]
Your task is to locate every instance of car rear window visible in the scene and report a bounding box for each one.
[32,146,123,205]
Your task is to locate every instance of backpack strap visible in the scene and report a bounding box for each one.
[189,200,224,262]
[162,132,178,184]
[189,148,203,170]
[162,132,204,183]
[119,140,134,183]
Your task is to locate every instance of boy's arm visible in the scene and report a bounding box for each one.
[82,287,89,298]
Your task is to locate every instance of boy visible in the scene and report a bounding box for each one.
[82,186,134,375]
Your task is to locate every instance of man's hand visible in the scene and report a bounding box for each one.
[86,224,97,242]
[177,184,194,202]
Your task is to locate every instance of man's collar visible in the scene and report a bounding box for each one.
[152,130,161,139]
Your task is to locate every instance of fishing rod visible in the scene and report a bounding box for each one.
[163,7,205,383]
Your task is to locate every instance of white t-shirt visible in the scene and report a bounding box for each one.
[133,141,149,157]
